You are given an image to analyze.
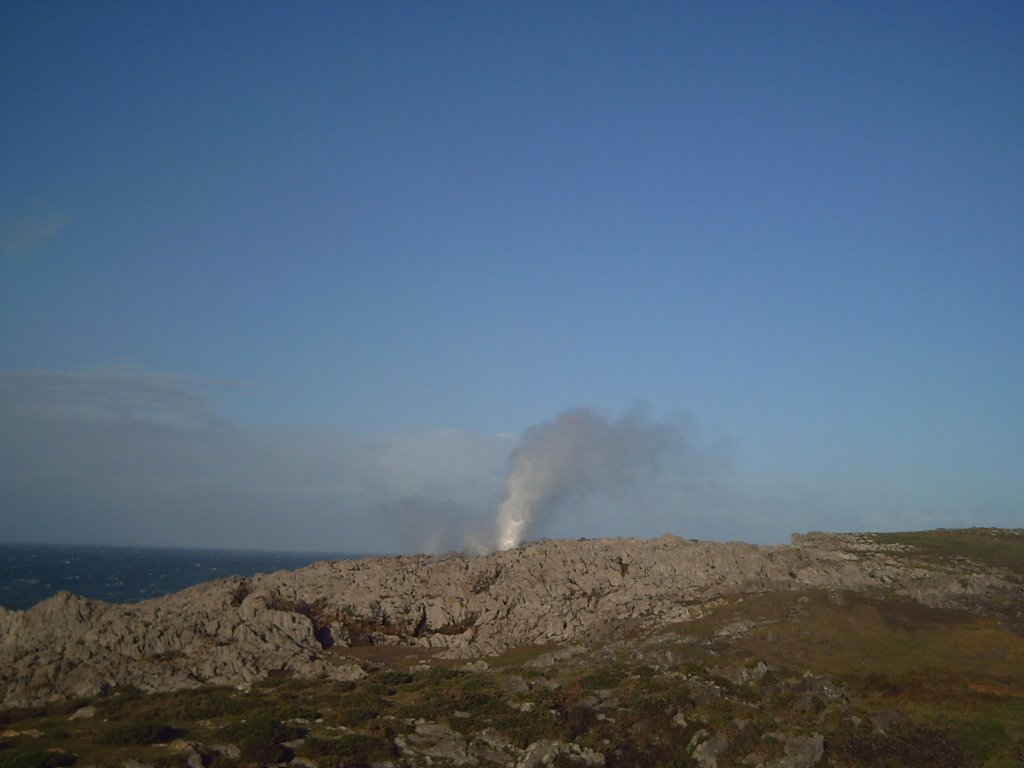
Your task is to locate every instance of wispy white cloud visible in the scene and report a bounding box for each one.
[3,367,1013,553]
[0,367,239,431]
[0,212,71,257]
[0,367,512,552]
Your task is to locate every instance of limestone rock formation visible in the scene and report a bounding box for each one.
[0,532,1016,707]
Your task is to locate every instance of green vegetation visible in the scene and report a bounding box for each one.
[873,528,1024,577]
[324,690,385,728]
[300,733,397,766]
[0,633,1020,767]
[578,662,629,690]
[0,751,77,768]
[101,721,184,745]
[219,717,306,764]
[378,670,413,686]
[826,718,968,767]
[99,684,248,721]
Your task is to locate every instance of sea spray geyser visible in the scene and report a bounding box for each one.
[493,405,684,549]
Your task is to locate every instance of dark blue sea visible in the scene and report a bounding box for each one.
[0,543,366,611]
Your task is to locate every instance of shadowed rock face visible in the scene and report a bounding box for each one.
[0,532,1012,707]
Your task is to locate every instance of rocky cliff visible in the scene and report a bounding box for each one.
[0,532,1017,708]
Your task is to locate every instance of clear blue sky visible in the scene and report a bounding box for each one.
[2,2,1022,551]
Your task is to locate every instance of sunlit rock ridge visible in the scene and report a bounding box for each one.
[0,531,1019,708]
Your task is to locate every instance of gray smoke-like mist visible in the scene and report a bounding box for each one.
[493,405,684,550]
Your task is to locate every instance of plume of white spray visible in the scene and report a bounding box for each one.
[493,405,682,550]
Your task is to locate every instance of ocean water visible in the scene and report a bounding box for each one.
[0,542,365,611]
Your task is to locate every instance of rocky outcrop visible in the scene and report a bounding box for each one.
[0,532,1014,707]
[0,579,366,707]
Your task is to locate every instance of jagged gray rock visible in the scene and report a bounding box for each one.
[690,729,730,768]
[518,740,604,767]
[0,532,1014,707]
[771,734,824,768]
[397,721,473,765]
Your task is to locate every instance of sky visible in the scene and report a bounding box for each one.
[1,1,1022,552]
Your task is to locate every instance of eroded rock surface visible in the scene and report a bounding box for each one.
[0,532,1014,707]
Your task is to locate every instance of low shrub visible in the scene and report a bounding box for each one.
[1,751,78,768]
[328,692,385,727]
[395,701,431,720]
[565,704,597,739]
[579,665,628,690]
[415,666,462,686]
[218,716,304,745]
[856,671,907,698]
[301,733,396,765]
[0,705,51,727]
[251,701,322,722]
[161,687,251,721]
[99,686,249,722]
[378,671,413,686]
[96,686,146,718]
[948,717,1010,763]
[459,675,497,692]
[827,719,967,768]
[218,715,306,763]
[331,680,357,694]
[418,680,501,718]
[502,709,569,750]
[102,721,184,745]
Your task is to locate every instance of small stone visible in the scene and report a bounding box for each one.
[691,731,730,768]
[209,744,241,760]
[781,734,824,768]
[415,721,457,739]
[504,675,530,695]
